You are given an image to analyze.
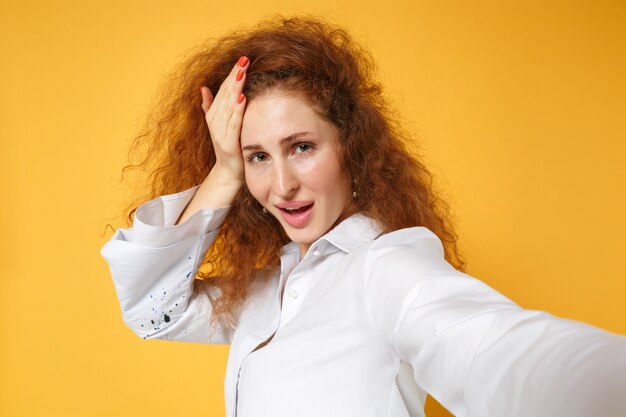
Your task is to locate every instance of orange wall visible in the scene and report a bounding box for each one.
[1,1,624,416]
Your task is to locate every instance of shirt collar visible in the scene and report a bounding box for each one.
[280,212,384,256]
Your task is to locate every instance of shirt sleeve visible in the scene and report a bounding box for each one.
[100,185,233,344]
[364,227,626,417]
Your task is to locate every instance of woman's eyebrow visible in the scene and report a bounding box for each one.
[241,131,312,152]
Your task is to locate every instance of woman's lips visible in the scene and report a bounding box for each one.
[277,203,314,227]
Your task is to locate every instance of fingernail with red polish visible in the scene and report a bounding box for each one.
[238,93,245,104]
[236,69,244,81]
[237,56,249,67]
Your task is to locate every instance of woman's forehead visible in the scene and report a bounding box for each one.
[240,92,338,148]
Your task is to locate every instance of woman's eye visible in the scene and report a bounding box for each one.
[294,143,314,154]
[248,153,268,164]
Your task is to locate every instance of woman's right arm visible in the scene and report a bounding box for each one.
[177,55,250,224]
[101,56,251,344]
[101,186,232,343]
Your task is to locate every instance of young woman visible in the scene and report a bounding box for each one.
[101,15,626,417]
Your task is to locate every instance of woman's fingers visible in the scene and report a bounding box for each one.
[207,57,248,126]
[210,56,249,114]
[201,56,249,181]
[227,91,246,143]
[220,58,248,136]
[224,57,249,140]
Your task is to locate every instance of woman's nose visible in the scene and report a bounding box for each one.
[272,163,299,197]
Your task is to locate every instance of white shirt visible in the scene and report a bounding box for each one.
[101,186,626,417]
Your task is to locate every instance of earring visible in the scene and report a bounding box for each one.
[352,178,357,198]
[353,190,357,198]
[262,207,267,214]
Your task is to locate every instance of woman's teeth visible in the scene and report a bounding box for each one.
[282,205,311,214]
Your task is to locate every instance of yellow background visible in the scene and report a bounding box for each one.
[1,0,625,416]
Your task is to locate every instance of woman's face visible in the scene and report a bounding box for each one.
[240,90,354,257]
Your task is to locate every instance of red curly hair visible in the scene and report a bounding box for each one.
[123,14,465,328]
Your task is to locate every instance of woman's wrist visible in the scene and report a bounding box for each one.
[207,163,244,191]
[175,168,242,224]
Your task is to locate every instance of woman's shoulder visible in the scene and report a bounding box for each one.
[362,225,457,279]
[324,213,458,278]
[368,225,445,260]
[336,213,444,256]
[373,225,443,249]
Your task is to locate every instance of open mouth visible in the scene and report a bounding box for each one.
[276,202,314,227]
[279,204,313,215]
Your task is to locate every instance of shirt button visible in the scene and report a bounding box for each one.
[312,248,321,256]
[287,289,299,299]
